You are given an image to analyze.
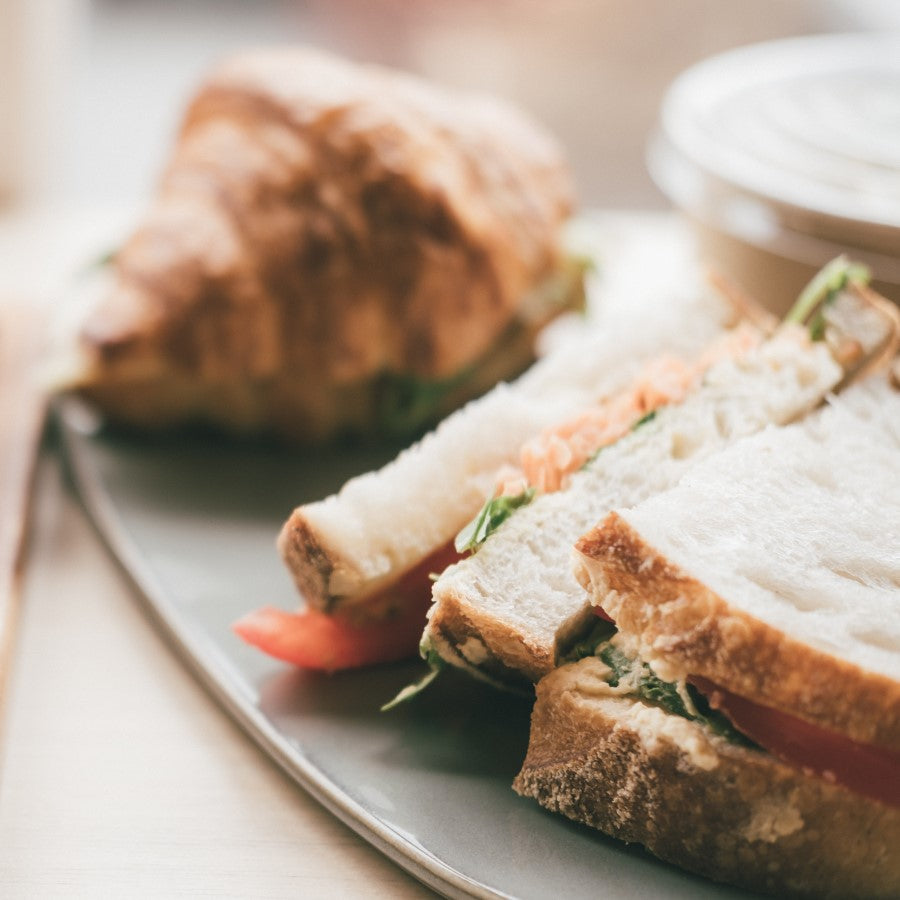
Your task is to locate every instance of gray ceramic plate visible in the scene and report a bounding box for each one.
[58,401,755,900]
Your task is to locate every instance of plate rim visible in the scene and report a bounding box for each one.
[57,402,510,900]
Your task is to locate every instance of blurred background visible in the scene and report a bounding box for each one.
[2,0,900,215]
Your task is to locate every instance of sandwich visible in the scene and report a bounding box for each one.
[234,265,739,669]
[422,262,897,690]
[59,47,583,442]
[514,372,900,899]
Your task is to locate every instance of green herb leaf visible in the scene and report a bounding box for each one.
[631,409,658,431]
[582,408,661,470]
[784,255,870,340]
[95,247,118,268]
[381,636,445,711]
[595,639,755,746]
[561,617,617,664]
[378,366,477,438]
[598,642,690,717]
[454,488,536,554]
[381,665,442,711]
[77,247,119,281]
[519,251,592,321]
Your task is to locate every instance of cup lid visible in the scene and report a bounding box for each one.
[649,33,900,247]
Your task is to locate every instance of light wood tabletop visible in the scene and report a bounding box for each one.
[0,449,431,899]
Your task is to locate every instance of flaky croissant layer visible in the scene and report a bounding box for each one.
[71,48,579,441]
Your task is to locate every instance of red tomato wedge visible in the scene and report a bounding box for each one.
[233,603,429,672]
[234,541,460,671]
[690,676,900,808]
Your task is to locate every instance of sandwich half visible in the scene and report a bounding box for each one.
[514,375,900,899]
[423,270,898,689]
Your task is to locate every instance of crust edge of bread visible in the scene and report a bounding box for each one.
[574,512,900,752]
[514,658,900,900]
[277,509,367,611]
[425,585,555,686]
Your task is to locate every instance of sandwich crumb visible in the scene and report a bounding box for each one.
[742,795,804,843]
[458,636,490,666]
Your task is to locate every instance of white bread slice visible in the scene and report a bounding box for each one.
[425,328,841,685]
[514,656,900,900]
[575,376,900,751]
[279,278,732,612]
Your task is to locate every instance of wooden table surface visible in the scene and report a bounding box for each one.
[0,449,432,899]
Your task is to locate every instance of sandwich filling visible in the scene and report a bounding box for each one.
[455,322,761,554]
[583,612,900,809]
[492,322,760,496]
[565,625,753,746]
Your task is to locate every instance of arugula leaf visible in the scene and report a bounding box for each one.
[784,255,870,340]
[378,365,478,438]
[454,488,536,554]
[631,409,658,431]
[77,247,119,281]
[95,247,118,268]
[519,251,592,322]
[595,640,755,746]
[582,408,661,470]
[599,642,691,718]
[381,664,442,711]
[561,617,617,664]
[381,637,445,711]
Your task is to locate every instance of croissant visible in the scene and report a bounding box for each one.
[69,48,581,441]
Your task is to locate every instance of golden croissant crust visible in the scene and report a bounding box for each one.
[74,48,578,440]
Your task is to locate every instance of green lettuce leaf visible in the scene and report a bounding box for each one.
[784,255,870,340]
[561,617,617,664]
[378,366,478,438]
[454,488,536,554]
[381,637,445,711]
[592,639,755,746]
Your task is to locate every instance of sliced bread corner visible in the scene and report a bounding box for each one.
[575,376,900,750]
[514,656,900,900]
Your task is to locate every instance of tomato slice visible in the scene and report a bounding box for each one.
[232,603,429,671]
[593,606,615,624]
[234,541,460,671]
[690,676,900,808]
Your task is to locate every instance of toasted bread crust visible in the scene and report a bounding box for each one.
[425,586,559,685]
[575,512,900,752]
[515,658,900,899]
[277,512,346,611]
